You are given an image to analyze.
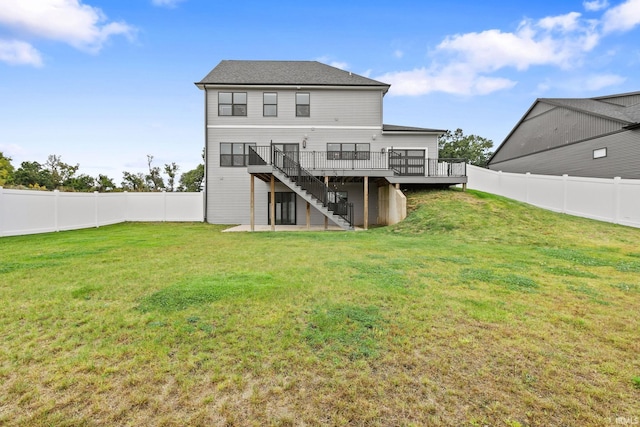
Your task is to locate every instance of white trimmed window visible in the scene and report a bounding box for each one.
[593,148,607,159]
[263,92,277,117]
[218,92,247,116]
[220,143,256,166]
[296,92,310,117]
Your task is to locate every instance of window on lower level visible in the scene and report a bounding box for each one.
[593,148,607,159]
[220,143,256,166]
[218,92,247,116]
[327,143,371,160]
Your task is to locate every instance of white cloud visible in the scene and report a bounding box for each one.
[538,12,583,32]
[393,49,404,59]
[583,0,609,11]
[438,16,600,72]
[152,0,186,8]
[376,8,607,96]
[602,0,640,33]
[0,0,135,57]
[376,64,516,96]
[0,39,43,66]
[583,73,626,89]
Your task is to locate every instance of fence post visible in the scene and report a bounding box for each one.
[163,190,167,222]
[562,174,568,214]
[124,191,129,221]
[0,186,4,237]
[94,191,99,228]
[54,189,60,232]
[613,177,621,224]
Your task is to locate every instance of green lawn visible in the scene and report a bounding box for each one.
[1,189,639,426]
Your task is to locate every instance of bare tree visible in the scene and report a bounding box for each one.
[164,162,179,192]
[145,155,165,191]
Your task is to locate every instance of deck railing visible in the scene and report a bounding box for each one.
[297,151,389,170]
[427,159,467,177]
[248,146,466,178]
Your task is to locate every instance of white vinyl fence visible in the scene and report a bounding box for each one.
[467,165,640,229]
[0,187,204,237]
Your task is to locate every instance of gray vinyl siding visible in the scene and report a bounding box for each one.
[206,126,437,157]
[207,88,382,127]
[488,129,640,179]
[491,104,623,163]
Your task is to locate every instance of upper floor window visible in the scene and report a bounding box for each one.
[220,143,256,166]
[263,92,277,117]
[218,92,247,116]
[296,92,310,117]
[327,143,371,160]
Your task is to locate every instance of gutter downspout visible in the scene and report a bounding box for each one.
[203,86,209,222]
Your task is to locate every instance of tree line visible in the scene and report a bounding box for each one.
[0,152,204,192]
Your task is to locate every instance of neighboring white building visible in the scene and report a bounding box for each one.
[195,60,466,230]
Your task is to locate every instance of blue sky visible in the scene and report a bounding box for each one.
[1,0,639,182]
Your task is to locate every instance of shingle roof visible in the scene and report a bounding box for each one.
[383,124,446,134]
[196,60,390,91]
[540,97,640,123]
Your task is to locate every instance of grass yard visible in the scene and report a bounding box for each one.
[0,189,639,426]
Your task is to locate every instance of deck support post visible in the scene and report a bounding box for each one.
[306,202,311,229]
[270,175,275,231]
[324,176,329,230]
[364,176,369,230]
[250,174,255,231]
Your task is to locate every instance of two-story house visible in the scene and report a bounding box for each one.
[195,60,467,230]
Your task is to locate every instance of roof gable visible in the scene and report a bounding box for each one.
[197,60,390,91]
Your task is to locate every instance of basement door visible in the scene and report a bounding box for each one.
[268,192,297,225]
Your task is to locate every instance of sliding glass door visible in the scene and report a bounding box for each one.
[268,192,296,225]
